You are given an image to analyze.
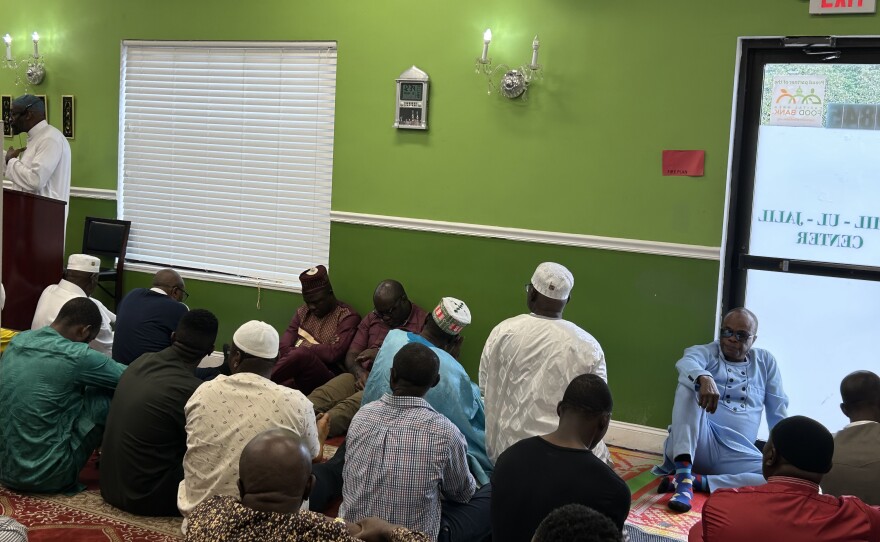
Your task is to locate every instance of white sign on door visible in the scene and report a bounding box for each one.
[769,76,827,128]
[810,0,876,14]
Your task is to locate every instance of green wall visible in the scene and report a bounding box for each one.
[4,1,876,427]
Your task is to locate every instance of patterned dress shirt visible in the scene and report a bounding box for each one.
[186,495,430,542]
[479,313,608,464]
[340,395,476,540]
[177,372,320,515]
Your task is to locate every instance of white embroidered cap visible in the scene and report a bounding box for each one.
[67,254,101,273]
[530,262,574,300]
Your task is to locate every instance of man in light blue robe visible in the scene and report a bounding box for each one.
[653,308,788,512]
[362,301,492,484]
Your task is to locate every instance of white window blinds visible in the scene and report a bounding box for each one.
[118,40,337,290]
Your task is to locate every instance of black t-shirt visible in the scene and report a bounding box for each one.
[490,436,631,541]
[100,347,201,516]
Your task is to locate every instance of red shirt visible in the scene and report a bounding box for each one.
[689,477,880,542]
[348,303,427,364]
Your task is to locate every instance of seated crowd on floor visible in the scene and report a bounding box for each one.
[0,257,879,542]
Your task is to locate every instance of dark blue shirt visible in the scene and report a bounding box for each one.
[112,288,188,365]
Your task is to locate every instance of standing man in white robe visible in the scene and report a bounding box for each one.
[479,262,609,465]
[4,94,71,207]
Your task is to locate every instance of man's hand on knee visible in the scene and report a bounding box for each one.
[696,376,720,413]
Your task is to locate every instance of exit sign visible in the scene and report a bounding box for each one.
[810,0,876,14]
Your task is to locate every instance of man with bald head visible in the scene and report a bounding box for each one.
[186,428,429,541]
[821,370,880,504]
[4,94,71,204]
[306,279,427,437]
[654,308,789,513]
[345,279,427,387]
[689,415,880,541]
[113,268,190,365]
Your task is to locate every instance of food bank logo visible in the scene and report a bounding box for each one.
[775,86,823,105]
[769,76,827,128]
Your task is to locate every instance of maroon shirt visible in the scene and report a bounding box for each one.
[348,303,427,369]
[278,301,361,368]
[689,476,880,542]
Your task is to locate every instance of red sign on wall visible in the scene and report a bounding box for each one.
[810,0,876,14]
[662,150,705,177]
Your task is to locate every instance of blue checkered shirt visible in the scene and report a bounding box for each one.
[340,394,476,540]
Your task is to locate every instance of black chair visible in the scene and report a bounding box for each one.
[82,217,132,310]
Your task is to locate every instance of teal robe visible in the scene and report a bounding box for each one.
[0,326,126,493]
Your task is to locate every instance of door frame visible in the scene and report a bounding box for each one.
[719,36,880,316]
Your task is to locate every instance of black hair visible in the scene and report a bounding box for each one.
[533,504,623,542]
[55,297,102,328]
[840,370,880,407]
[176,309,219,352]
[560,374,613,415]
[392,342,439,387]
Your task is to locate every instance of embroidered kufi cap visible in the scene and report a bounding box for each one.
[299,265,331,295]
[432,297,471,336]
[530,262,573,300]
[67,254,100,273]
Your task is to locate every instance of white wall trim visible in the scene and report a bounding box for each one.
[605,420,667,454]
[331,211,721,261]
[71,186,117,200]
[55,185,721,261]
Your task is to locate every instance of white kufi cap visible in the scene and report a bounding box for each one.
[531,262,574,300]
[233,320,280,359]
[67,254,101,273]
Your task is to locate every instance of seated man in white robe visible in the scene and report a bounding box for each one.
[32,254,115,356]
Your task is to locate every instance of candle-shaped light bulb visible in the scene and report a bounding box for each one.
[3,34,11,61]
[530,35,540,69]
[481,28,492,63]
[32,32,39,58]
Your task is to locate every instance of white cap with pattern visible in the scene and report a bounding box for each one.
[530,262,574,300]
[67,254,101,273]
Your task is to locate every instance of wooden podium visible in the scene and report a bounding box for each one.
[1,189,67,330]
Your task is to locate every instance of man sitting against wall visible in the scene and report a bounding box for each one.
[31,254,116,356]
[271,265,361,395]
[653,308,789,513]
[112,268,190,365]
[306,278,427,437]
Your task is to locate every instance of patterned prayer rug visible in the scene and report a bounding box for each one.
[0,441,344,541]
[610,447,706,542]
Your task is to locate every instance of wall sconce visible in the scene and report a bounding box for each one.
[3,31,46,90]
[475,29,543,99]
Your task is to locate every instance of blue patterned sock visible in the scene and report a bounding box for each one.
[668,460,694,513]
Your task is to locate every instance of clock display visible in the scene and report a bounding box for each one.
[400,82,423,102]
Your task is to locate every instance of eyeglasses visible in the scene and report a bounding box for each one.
[173,285,190,302]
[720,327,754,343]
[524,283,532,293]
[374,296,404,319]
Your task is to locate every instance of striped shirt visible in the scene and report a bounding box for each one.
[340,394,476,539]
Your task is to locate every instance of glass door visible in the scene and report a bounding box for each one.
[724,40,880,436]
